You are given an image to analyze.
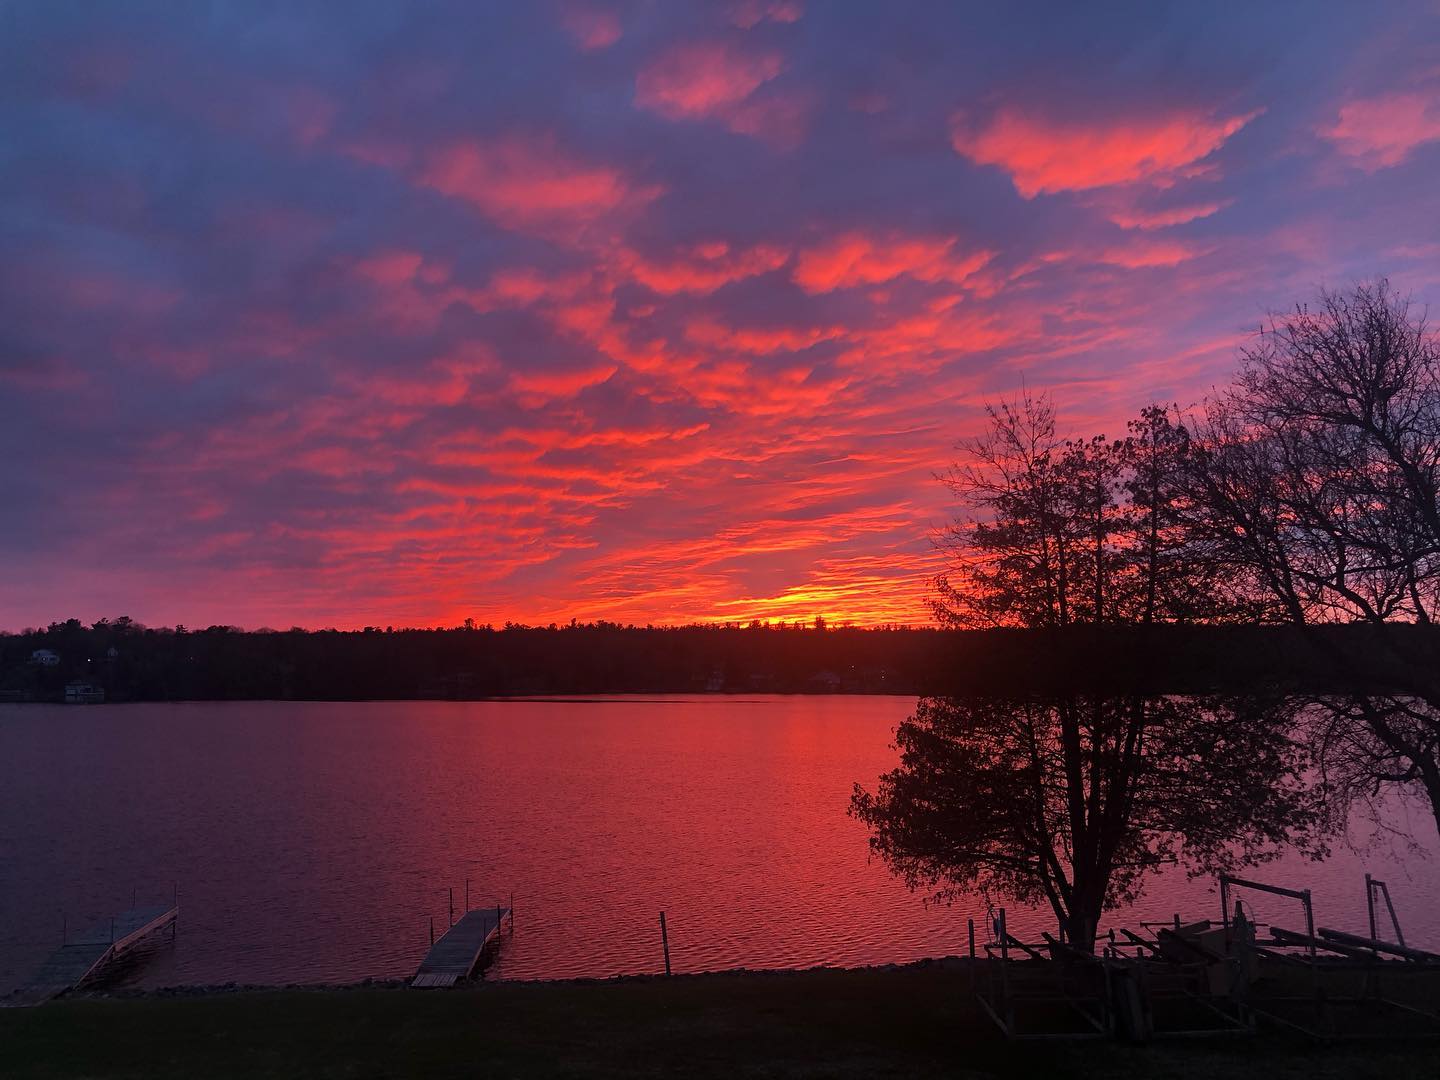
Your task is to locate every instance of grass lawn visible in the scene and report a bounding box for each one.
[3,965,1438,1079]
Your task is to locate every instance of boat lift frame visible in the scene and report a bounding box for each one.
[1219,873,1440,1040]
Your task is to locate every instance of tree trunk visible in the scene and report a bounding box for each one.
[1063,896,1103,954]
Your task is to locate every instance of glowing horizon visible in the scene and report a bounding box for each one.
[3,3,1440,631]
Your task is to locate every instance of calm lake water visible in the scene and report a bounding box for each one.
[2,696,1437,993]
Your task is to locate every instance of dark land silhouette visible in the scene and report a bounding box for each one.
[5,619,1440,703]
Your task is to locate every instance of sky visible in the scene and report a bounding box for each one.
[4,1,1440,631]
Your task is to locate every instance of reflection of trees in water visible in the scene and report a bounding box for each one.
[1303,694,1440,841]
[851,694,1326,953]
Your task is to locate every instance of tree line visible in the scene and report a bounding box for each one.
[2,618,1426,704]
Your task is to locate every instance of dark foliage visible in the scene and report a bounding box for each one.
[853,694,1324,952]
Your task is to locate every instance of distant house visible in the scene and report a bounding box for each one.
[64,681,105,704]
[30,649,60,667]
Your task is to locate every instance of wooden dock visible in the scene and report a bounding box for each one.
[15,905,178,1005]
[412,907,510,988]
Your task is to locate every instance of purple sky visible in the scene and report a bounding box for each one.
[4,1,1440,629]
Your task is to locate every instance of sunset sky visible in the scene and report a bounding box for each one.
[4,1,1440,630]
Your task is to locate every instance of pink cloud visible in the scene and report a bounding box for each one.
[1100,199,1230,230]
[952,107,1258,197]
[561,6,621,52]
[1322,89,1440,168]
[636,41,782,119]
[725,87,814,146]
[621,241,789,294]
[1093,238,1208,269]
[354,250,425,286]
[685,317,842,355]
[420,135,656,231]
[792,232,992,293]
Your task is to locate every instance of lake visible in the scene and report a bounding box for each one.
[2,696,1437,994]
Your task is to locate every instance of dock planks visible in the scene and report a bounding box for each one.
[15,905,177,1005]
[412,907,510,988]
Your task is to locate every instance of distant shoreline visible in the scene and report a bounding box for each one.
[6,623,1437,705]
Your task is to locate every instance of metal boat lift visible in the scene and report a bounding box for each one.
[1217,873,1440,1040]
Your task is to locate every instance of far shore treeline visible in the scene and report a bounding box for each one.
[3,619,1437,702]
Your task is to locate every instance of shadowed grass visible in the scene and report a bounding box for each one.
[3,966,1438,1079]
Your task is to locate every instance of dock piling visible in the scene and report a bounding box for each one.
[968,918,976,991]
[1366,873,1378,949]
[660,911,672,976]
[449,887,454,928]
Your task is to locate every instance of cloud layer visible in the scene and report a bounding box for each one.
[2,1,1439,629]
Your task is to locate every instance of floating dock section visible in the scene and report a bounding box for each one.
[16,904,178,1004]
[412,907,511,988]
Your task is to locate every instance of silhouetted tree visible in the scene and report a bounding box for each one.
[1118,406,1249,624]
[931,393,1234,630]
[852,694,1322,952]
[1184,281,1440,836]
[871,394,1325,952]
[931,390,1127,628]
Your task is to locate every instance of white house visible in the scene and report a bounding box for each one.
[30,649,60,666]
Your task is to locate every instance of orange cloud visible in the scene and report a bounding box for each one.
[952,107,1258,197]
[420,135,655,230]
[636,41,783,121]
[1322,89,1440,168]
[508,360,618,401]
[792,232,992,293]
[705,552,939,627]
